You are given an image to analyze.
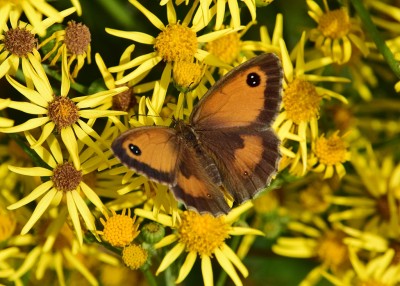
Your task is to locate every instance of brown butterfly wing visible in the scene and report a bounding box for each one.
[170,138,230,215]
[191,53,283,204]
[197,128,280,204]
[111,126,230,214]
[112,126,180,185]
[191,53,282,130]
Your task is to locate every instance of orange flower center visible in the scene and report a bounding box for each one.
[48,96,80,130]
[65,21,91,55]
[4,27,37,57]
[52,162,82,192]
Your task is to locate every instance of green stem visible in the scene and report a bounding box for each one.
[42,65,88,95]
[350,0,400,79]
[97,0,137,28]
[143,268,158,286]
[8,133,52,170]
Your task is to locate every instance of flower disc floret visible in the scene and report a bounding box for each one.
[154,23,197,63]
[178,211,230,257]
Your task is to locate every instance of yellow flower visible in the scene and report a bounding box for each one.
[0,8,75,81]
[40,21,91,80]
[273,216,387,285]
[0,1,76,36]
[329,144,400,239]
[307,0,369,64]
[135,202,263,286]
[322,247,400,286]
[6,133,106,245]
[0,53,127,169]
[282,176,335,218]
[106,0,237,109]
[122,244,149,270]
[99,209,141,247]
[8,212,118,285]
[309,132,351,179]
[273,31,349,174]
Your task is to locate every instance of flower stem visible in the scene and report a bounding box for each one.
[350,0,400,79]
[97,0,137,28]
[143,268,158,286]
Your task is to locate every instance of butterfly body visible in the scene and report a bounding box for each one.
[112,53,283,215]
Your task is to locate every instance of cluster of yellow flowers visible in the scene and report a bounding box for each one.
[0,0,400,285]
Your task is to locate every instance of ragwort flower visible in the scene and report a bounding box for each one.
[135,202,263,286]
[106,0,237,106]
[0,1,75,36]
[0,8,75,81]
[40,20,91,80]
[273,32,349,174]
[307,0,369,64]
[0,51,127,169]
[6,133,107,245]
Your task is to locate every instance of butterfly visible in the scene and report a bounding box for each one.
[112,53,283,216]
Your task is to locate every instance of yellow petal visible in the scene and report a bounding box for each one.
[220,243,248,277]
[21,187,58,234]
[115,56,163,85]
[61,127,80,170]
[156,242,185,274]
[0,116,49,133]
[175,251,197,283]
[201,255,213,286]
[7,180,54,210]
[214,247,243,286]
[128,0,165,30]
[66,191,83,245]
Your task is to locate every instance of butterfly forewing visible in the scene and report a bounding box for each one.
[111,124,230,215]
[191,53,282,130]
[111,127,180,185]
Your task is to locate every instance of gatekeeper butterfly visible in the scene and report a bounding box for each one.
[112,53,282,215]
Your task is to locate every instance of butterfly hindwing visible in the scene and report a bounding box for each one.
[198,127,281,203]
[171,142,230,215]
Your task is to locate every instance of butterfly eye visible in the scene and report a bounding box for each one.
[246,72,261,87]
[129,144,142,156]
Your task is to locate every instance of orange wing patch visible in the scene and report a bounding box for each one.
[233,134,264,175]
[112,127,179,184]
[191,53,282,130]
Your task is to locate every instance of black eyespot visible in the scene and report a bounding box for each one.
[246,72,261,87]
[243,171,249,176]
[129,144,141,156]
